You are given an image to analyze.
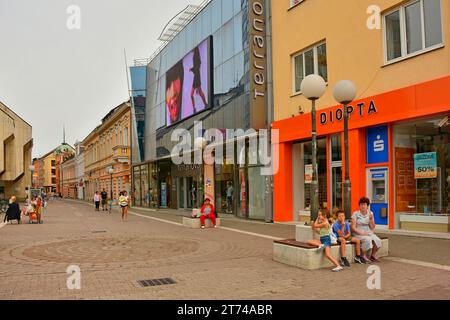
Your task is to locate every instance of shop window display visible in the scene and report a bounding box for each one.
[394,116,450,219]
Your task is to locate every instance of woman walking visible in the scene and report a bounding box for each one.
[190,46,208,113]
[119,191,130,221]
[94,191,101,212]
[4,196,21,224]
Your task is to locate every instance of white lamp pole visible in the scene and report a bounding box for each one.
[333,80,357,220]
[194,137,207,208]
[29,165,35,203]
[108,168,114,202]
[300,74,327,222]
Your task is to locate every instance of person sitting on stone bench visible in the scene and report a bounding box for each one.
[200,198,217,229]
[351,197,383,263]
[307,210,343,272]
[332,210,365,266]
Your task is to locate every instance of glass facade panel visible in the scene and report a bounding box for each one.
[248,167,266,220]
[133,167,141,207]
[140,165,149,207]
[222,20,234,62]
[222,0,234,24]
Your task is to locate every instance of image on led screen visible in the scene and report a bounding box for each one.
[165,38,210,126]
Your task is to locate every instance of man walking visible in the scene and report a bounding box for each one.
[101,189,108,211]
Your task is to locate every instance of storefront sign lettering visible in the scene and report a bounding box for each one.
[251,0,266,99]
[320,100,378,125]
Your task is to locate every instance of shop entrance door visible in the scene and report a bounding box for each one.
[330,162,343,212]
[178,177,196,210]
[366,167,389,227]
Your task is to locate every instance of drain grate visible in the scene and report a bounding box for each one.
[91,231,107,234]
[137,278,176,288]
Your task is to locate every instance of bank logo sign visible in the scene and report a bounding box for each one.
[414,152,437,179]
[367,126,388,164]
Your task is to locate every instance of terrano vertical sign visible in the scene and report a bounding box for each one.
[249,0,267,129]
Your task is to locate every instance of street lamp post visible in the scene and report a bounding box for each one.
[29,165,35,203]
[300,75,327,222]
[194,137,207,209]
[108,168,114,203]
[333,80,357,220]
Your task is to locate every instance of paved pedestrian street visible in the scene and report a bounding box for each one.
[0,200,449,300]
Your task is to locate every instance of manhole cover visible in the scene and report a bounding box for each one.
[137,278,176,287]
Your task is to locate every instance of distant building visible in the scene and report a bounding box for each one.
[0,101,33,200]
[35,149,57,194]
[83,102,131,201]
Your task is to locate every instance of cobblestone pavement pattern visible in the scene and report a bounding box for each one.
[0,200,449,300]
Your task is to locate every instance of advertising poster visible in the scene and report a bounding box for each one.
[165,37,211,126]
[304,165,313,184]
[414,152,437,179]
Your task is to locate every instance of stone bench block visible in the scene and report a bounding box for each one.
[182,217,221,229]
[273,239,389,270]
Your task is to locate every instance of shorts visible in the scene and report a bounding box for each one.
[320,236,332,248]
[102,199,107,205]
[337,236,353,244]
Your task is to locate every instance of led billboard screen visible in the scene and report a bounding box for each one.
[165,37,211,126]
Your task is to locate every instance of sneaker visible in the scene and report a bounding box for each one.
[201,225,205,229]
[342,257,351,268]
[332,266,344,272]
[362,255,372,264]
[354,256,364,264]
[214,225,217,228]
[370,256,380,263]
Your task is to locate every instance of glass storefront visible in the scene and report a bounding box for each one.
[133,166,141,207]
[330,135,343,212]
[248,167,266,220]
[394,116,450,232]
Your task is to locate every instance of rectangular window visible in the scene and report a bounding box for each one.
[293,42,327,94]
[384,0,443,63]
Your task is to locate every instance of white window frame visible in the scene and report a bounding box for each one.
[383,0,445,66]
[291,41,327,96]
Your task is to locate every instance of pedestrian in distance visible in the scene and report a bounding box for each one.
[332,210,365,266]
[101,189,108,211]
[307,210,343,272]
[94,191,101,212]
[119,191,129,221]
[200,198,217,229]
[4,196,21,224]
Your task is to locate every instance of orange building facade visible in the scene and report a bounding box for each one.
[272,0,450,233]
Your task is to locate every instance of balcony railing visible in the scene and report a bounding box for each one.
[112,145,130,164]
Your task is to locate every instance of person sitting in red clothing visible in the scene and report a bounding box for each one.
[200,198,217,229]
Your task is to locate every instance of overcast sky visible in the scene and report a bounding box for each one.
[0,0,202,158]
